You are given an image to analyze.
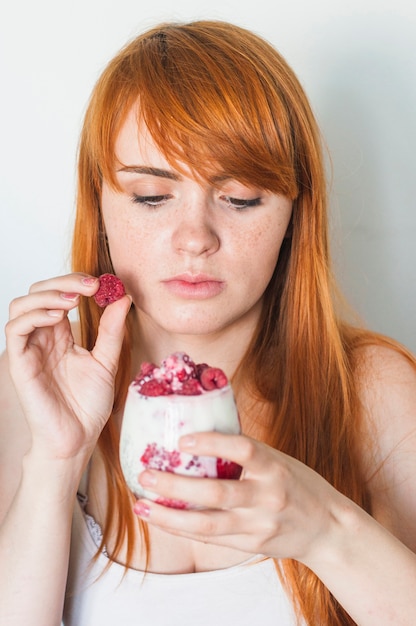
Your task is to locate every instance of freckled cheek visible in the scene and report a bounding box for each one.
[244,224,285,260]
[242,228,286,293]
[105,221,149,284]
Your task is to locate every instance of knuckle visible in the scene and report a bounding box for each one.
[28,279,44,294]
[273,461,290,483]
[260,517,280,541]
[238,437,257,464]
[207,479,226,504]
[4,318,13,338]
[8,295,23,316]
[267,475,290,513]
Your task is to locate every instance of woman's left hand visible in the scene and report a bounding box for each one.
[134,431,348,565]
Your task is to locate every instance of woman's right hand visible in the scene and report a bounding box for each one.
[5,273,131,463]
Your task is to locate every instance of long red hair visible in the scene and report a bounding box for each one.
[71,20,408,624]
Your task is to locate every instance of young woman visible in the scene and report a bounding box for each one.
[1,20,415,626]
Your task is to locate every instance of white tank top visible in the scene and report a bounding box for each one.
[63,497,302,626]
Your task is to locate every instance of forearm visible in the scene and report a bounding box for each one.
[305,499,416,626]
[0,451,84,626]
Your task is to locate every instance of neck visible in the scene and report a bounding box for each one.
[129,309,259,381]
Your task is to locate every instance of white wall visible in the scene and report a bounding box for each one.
[1,0,415,352]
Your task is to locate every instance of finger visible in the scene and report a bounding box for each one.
[28,272,99,295]
[91,295,132,375]
[133,498,247,543]
[138,468,255,510]
[9,273,99,320]
[9,290,82,321]
[5,308,67,358]
[179,432,266,474]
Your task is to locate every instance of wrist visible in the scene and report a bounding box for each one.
[300,491,366,572]
[21,448,88,506]
[299,492,416,625]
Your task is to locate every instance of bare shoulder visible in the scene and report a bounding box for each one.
[355,341,416,550]
[0,349,32,522]
[356,341,416,441]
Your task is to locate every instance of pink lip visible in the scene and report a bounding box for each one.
[163,273,225,299]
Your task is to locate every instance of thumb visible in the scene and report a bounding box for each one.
[91,295,132,375]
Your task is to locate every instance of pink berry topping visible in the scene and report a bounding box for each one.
[133,351,228,397]
[93,273,126,307]
[139,379,171,397]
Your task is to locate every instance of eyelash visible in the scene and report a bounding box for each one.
[131,194,262,210]
[131,194,171,207]
[221,196,262,209]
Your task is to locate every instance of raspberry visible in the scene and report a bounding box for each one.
[139,379,171,396]
[195,363,209,377]
[133,353,228,396]
[138,362,157,378]
[216,458,242,480]
[93,273,125,307]
[177,379,203,395]
[200,367,228,390]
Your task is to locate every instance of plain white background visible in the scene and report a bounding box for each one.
[0,0,415,352]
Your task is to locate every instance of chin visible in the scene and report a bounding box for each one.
[158,312,230,337]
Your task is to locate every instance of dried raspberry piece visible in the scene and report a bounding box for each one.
[138,362,157,378]
[139,379,171,396]
[177,379,203,395]
[216,458,242,480]
[200,366,228,390]
[158,352,197,386]
[93,273,125,307]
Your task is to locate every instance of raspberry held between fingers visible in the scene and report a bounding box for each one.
[93,273,126,307]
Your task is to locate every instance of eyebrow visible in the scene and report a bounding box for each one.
[117,165,181,181]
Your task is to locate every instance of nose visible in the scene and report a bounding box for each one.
[172,201,220,257]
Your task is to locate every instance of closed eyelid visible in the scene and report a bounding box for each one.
[219,195,263,209]
[131,193,172,207]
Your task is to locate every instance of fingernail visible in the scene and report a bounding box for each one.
[60,292,80,301]
[180,435,196,448]
[81,276,98,286]
[133,501,150,518]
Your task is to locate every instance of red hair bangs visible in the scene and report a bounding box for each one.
[82,21,301,199]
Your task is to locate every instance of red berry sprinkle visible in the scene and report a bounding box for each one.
[140,443,182,472]
[93,273,126,307]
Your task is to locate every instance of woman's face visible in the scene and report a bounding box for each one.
[101,107,292,341]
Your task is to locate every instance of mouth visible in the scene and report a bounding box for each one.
[162,273,225,299]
